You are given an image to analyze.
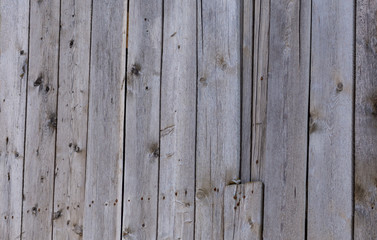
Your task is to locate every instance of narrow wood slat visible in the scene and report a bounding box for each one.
[22,0,60,238]
[0,0,29,239]
[224,182,263,240]
[157,0,196,239]
[355,0,377,238]
[83,0,127,239]
[122,0,162,239]
[53,0,91,239]
[308,0,354,239]
[195,0,241,239]
[262,0,311,239]
[241,0,253,182]
[251,0,269,181]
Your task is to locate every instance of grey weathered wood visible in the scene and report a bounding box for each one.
[308,0,354,239]
[157,0,196,239]
[251,0,269,181]
[122,0,162,239]
[195,0,241,239]
[0,1,29,239]
[53,0,91,239]
[21,0,60,238]
[355,0,377,238]
[241,0,253,182]
[224,182,263,240]
[83,0,127,239]
[262,0,311,239]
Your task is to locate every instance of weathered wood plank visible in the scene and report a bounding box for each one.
[355,0,377,238]
[157,0,196,239]
[224,182,263,240]
[53,0,91,239]
[241,0,253,182]
[262,0,311,239]
[122,0,162,239]
[83,0,127,239]
[22,0,60,238]
[251,0,269,181]
[308,0,354,239]
[0,1,29,239]
[195,0,241,239]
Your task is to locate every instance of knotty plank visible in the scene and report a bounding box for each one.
[251,0,269,181]
[53,0,91,239]
[157,0,196,239]
[0,1,29,239]
[122,0,162,239]
[308,0,354,239]
[224,182,263,240]
[241,0,253,182]
[261,0,311,239]
[22,0,60,238]
[83,0,127,239]
[355,0,377,238]
[196,0,241,239]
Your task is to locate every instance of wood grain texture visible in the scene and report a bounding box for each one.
[122,0,162,239]
[0,0,29,239]
[251,0,269,181]
[53,0,91,239]
[157,0,196,239]
[355,0,377,239]
[241,0,253,182]
[83,0,127,239]
[224,182,263,240]
[308,0,354,239]
[195,0,241,239]
[261,0,311,239]
[22,0,60,238]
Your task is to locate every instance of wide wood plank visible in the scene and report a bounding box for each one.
[241,0,253,182]
[83,0,127,239]
[308,0,354,239]
[262,0,311,239]
[53,0,91,239]
[157,0,196,239]
[224,182,263,240]
[122,0,162,239]
[355,0,377,238]
[22,0,60,238]
[0,1,29,239]
[251,0,269,181]
[195,0,241,239]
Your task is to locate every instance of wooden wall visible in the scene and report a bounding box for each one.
[0,0,375,239]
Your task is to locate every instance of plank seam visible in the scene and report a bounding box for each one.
[352,0,356,238]
[20,0,33,238]
[239,0,244,182]
[51,0,63,238]
[83,0,94,238]
[305,0,313,239]
[155,0,164,238]
[120,1,129,239]
[193,0,199,238]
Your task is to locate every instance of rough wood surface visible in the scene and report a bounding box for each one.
[195,0,241,239]
[308,0,354,239]
[157,0,196,239]
[83,0,127,239]
[122,0,162,239]
[53,0,91,239]
[355,0,377,239]
[0,1,29,239]
[241,0,253,182]
[224,182,263,240]
[261,0,311,239]
[22,0,60,238]
[251,0,269,181]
